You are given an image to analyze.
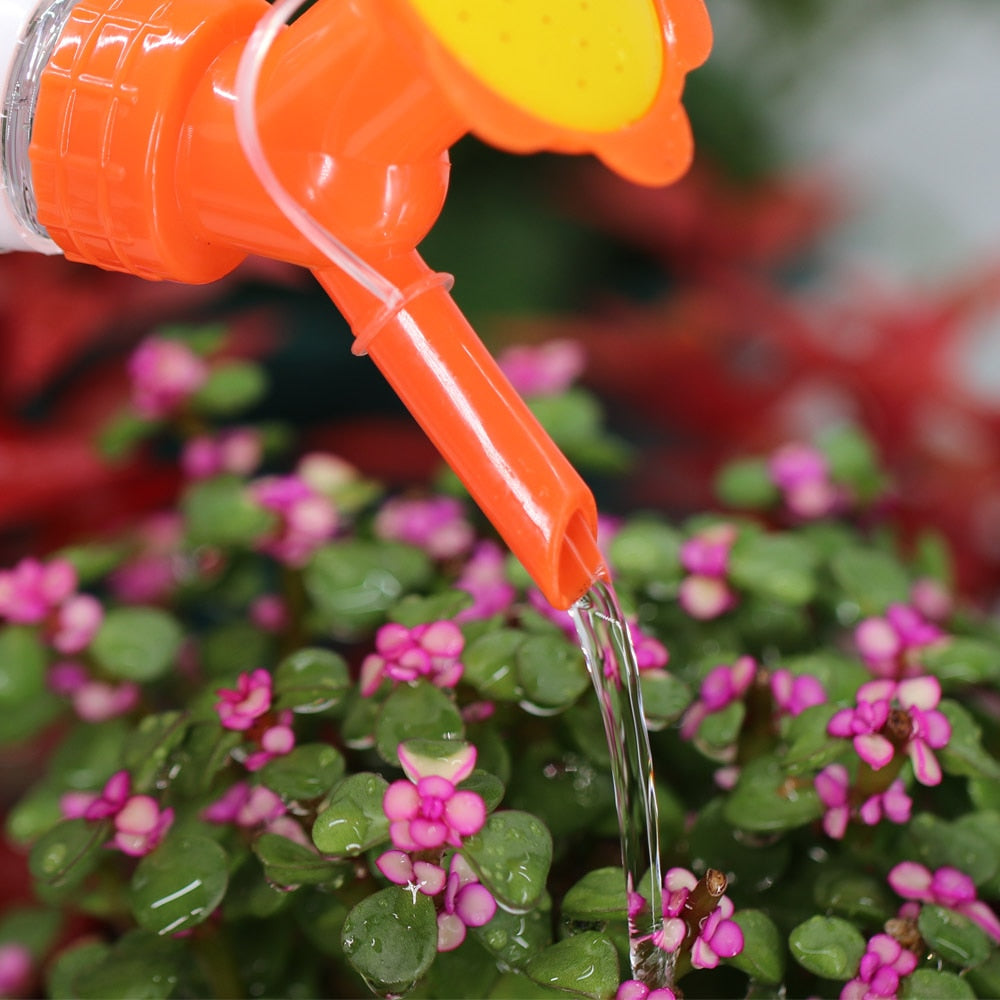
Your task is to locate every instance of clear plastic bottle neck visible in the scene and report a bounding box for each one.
[0,0,79,253]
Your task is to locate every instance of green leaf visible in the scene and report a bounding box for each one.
[5,784,63,847]
[918,904,993,969]
[901,813,999,886]
[0,906,61,957]
[463,630,525,701]
[727,909,785,985]
[966,950,1000,998]
[55,543,126,584]
[130,835,228,936]
[121,712,189,794]
[780,652,870,705]
[182,475,274,548]
[715,458,780,510]
[813,867,895,924]
[275,645,350,714]
[98,411,156,462]
[48,718,128,791]
[341,887,437,995]
[902,969,976,998]
[561,867,627,921]
[937,700,1000,781]
[830,547,910,615]
[90,607,182,682]
[460,769,506,813]
[47,940,110,1000]
[723,756,823,833]
[198,622,273,678]
[253,832,350,889]
[607,519,683,584]
[424,935,501,999]
[0,626,46,709]
[781,703,843,774]
[475,898,552,969]
[223,854,292,920]
[259,743,346,801]
[920,638,1000,686]
[311,772,390,856]
[191,360,267,415]
[516,634,589,713]
[462,811,552,912]
[729,532,818,605]
[524,932,619,999]
[696,700,745,750]
[390,591,474,627]
[375,681,464,767]
[305,540,432,636]
[638,670,691,726]
[529,389,630,474]
[72,930,183,999]
[29,819,107,890]
[788,915,865,979]
[820,424,885,501]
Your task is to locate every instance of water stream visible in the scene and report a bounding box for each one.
[570,579,669,988]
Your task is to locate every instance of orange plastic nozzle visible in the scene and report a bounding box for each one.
[27,0,710,606]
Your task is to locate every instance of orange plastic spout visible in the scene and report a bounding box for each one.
[26,0,710,607]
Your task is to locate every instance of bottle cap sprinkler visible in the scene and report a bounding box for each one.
[5,0,710,608]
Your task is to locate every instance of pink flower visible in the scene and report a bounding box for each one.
[888,862,1000,941]
[215,669,272,731]
[652,867,697,953]
[112,795,174,856]
[436,853,497,951]
[690,896,744,969]
[182,428,262,480]
[814,764,911,840]
[359,621,464,697]
[243,710,295,771]
[65,770,131,821]
[909,578,952,623]
[128,336,208,418]
[768,442,842,519]
[680,656,756,740]
[629,621,669,672]
[375,850,446,897]
[383,743,486,851]
[0,942,32,999]
[770,669,826,717]
[829,676,950,785]
[855,604,944,679]
[497,338,585,397]
[249,595,288,632]
[455,541,516,622]
[374,495,474,560]
[858,780,912,828]
[108,513,183,604]
[48,662,139,722]
[50,594,103,654]
[250,475,338,567]
[678,523,738,620]
[841,933,918,1000]
[615,982,676,1000]
[203,782,285,827]
[0,557,76,624]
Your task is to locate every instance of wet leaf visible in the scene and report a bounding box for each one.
[253,832,350,889]
[830,547,910,615]
[259,743,346,802]
[192,360,266,415]
[374,681,464,767]
[607,519,684,584]
[463,630,524,701]
[715,457,779,510]
[902,968,976,998]
[47,941,110,1000]
[312,772,390,856]
[0,626,46,708]
[29,819,107,890]
[341,887,437,995]
[788,915,865,979]
[920,637,1000,686]
[130,835,228,936]
[723,756,823,832]
[561,867,627,921]
[638,670,691,725]
[0,906,61,957]
[900,813,999,886]
[462,811,552,912]
[729,532,818,605]
[475,898,552,969]
[72,930,183,999]
[122,712,189,794]
[91,607,183,682]
[781,703,844,774]
[813,867,894,924]
[516,634,589,712]
[523,931,619,999]
[918,904,993,969]
[390,591,474,627]
[274,647,351,713]
[937,700,1000,781]
[727,909,784,985]
[182,476,273,548]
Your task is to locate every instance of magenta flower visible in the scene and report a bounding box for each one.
[829,676,950,785]
[690,895,744,969]
[249,475,338,567]
[383,744,486,851]
[855,603,944,679]
[909,577,952,623]
[80,770,132,820]
[652,867,697,953]
[629,621,670,672]
[243,709,295,771]
[128,336,208,418]
[436,853,497,952]
[888,862,1000,941]
[215,669,273,731]
[112,795,175,857]
[48,662,139,722]
[359,621,464,697]
[680,656,756,740]
[0,557,76,624]
[768,442,842,519]
[107,513,183,604]
[615,982,676,1000]
[814,764,911,840]
[50,594,103,655]
[249,594,288,632]
[678,523,738,620]
[375,850,446,897]
[497,338,585,397]
[203,782,285,827]
[374,495,474,560]
[182,428,263,480]
[0,942,32,1000]
[770,669,826,717]
[455,541,516,622]
[841,932,918,1000]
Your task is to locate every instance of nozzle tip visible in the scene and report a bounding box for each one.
[554,509,607,611]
